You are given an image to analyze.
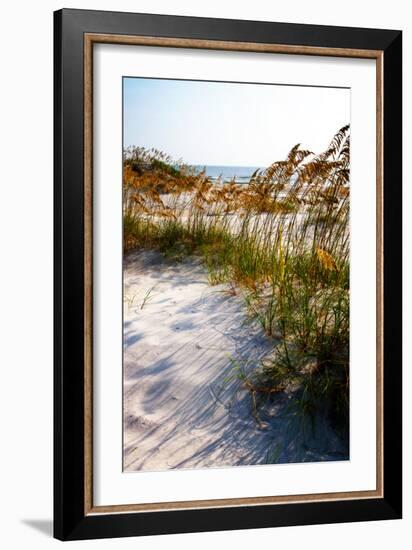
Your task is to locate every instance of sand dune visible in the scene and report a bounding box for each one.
[123,250,348,472]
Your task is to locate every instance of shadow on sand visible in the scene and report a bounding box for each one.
[123,250,348,472]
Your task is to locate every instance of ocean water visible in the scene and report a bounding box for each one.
[193,165,263,183]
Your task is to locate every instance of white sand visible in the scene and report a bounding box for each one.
[123,250,348,472]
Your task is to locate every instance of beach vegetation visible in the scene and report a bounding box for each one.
[123,125,350,437]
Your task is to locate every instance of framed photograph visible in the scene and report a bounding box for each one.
[54,8,402,541]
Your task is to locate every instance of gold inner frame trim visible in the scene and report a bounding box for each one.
[84,33,384,515]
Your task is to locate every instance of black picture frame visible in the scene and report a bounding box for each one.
[54,8,402,541]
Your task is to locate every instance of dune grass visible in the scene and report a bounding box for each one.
[123,125,350,435]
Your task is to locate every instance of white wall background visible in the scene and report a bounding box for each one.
[0,1,408,548]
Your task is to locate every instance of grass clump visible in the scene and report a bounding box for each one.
[123,125,350,436]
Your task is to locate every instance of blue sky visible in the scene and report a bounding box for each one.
[123,77,350,167]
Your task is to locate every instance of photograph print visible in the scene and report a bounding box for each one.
[122,77,350,472]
